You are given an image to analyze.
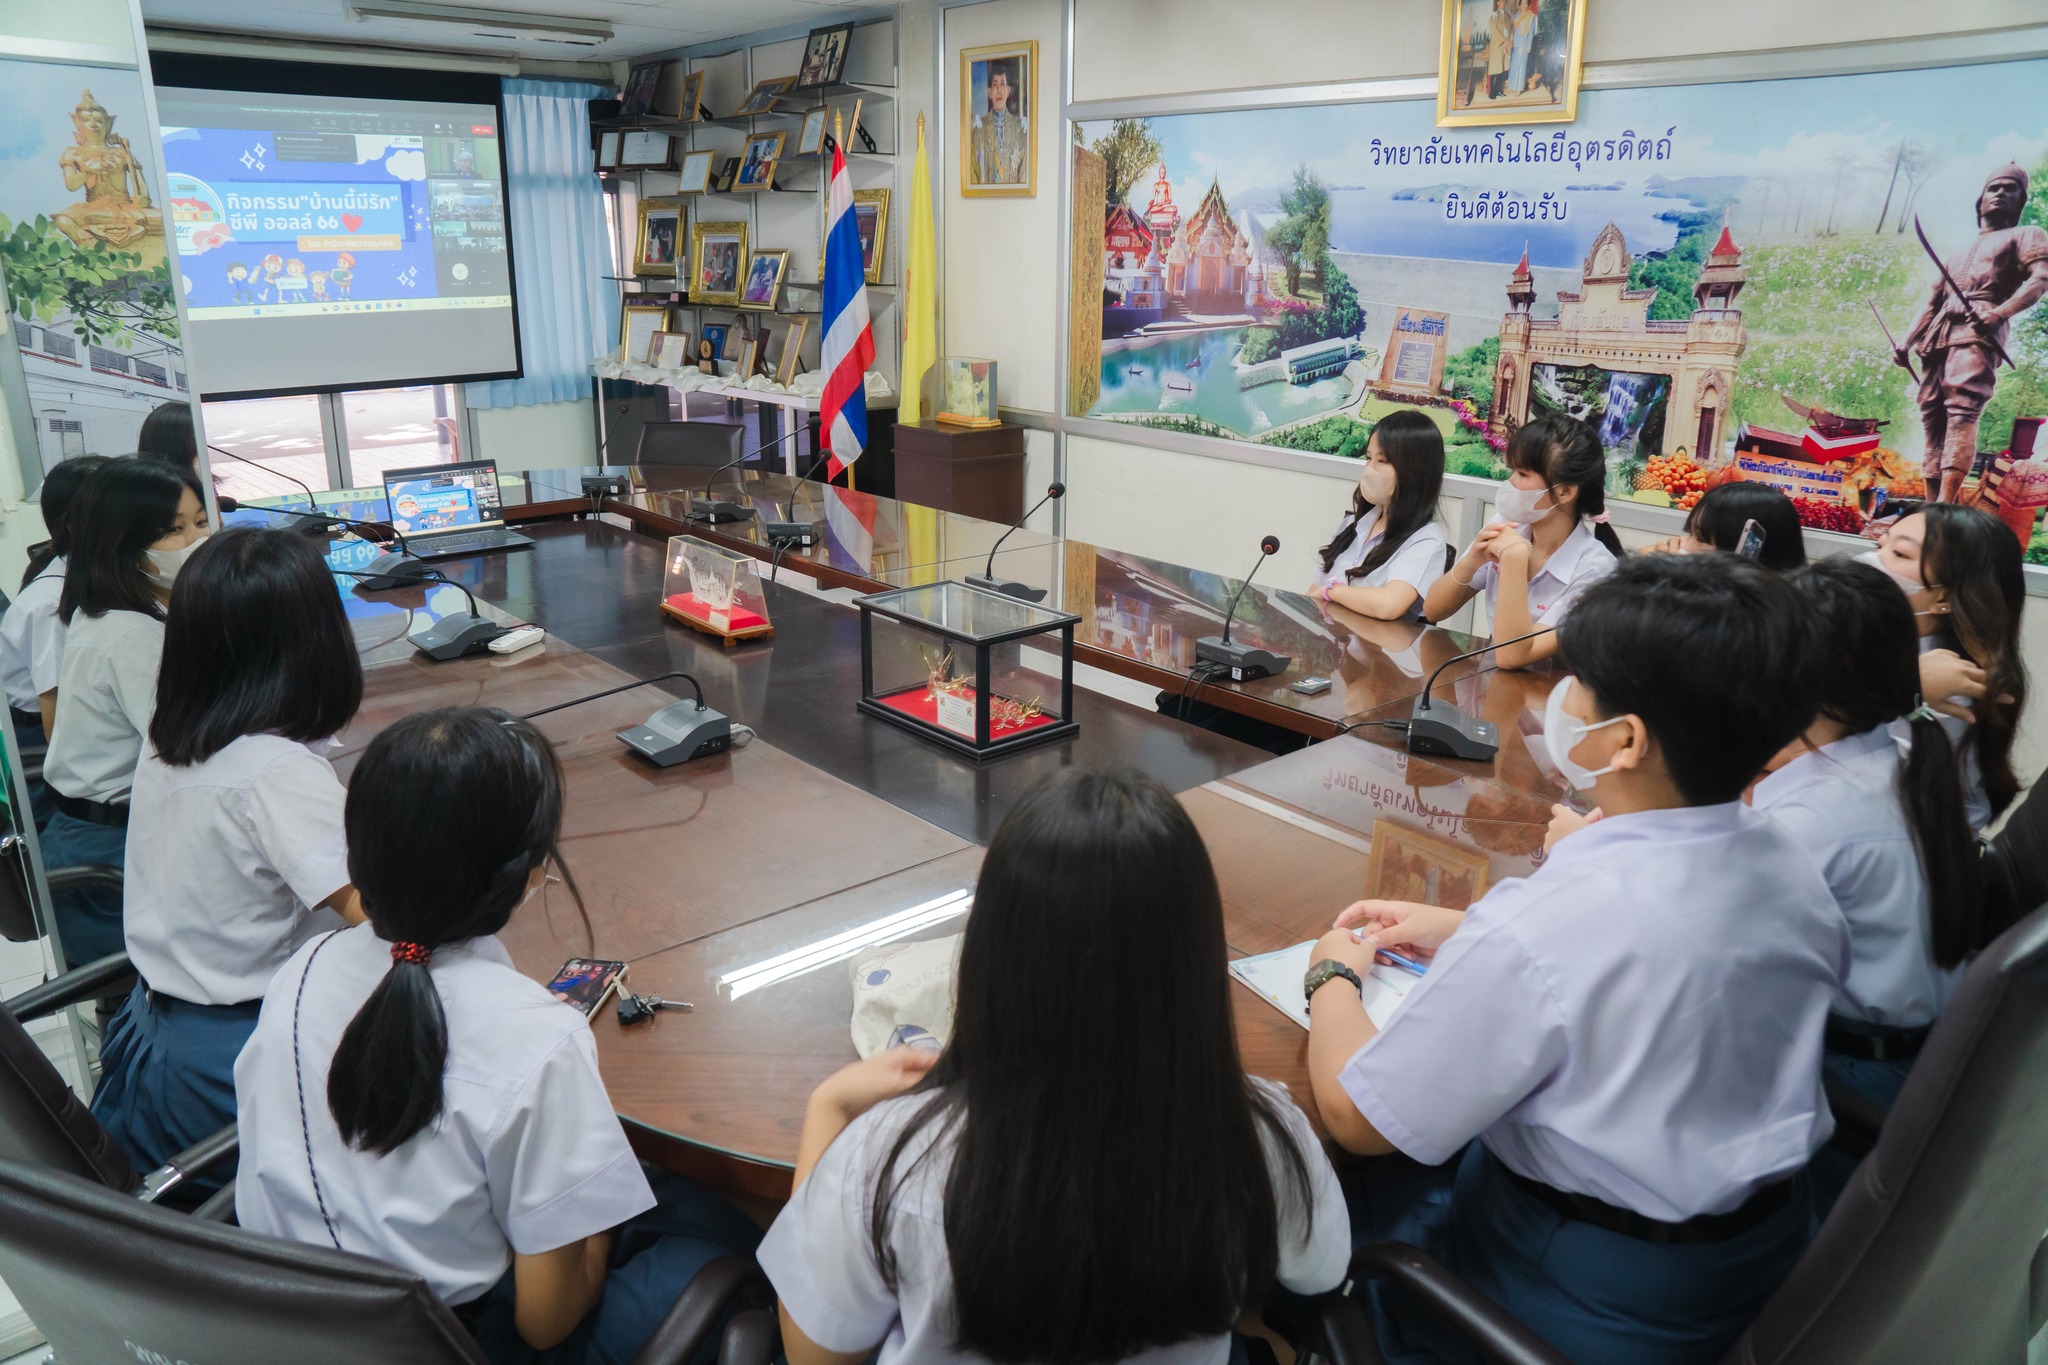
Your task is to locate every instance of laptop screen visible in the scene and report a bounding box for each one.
[382,461,504,537]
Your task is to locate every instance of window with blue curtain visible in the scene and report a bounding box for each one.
[468,78,615,409]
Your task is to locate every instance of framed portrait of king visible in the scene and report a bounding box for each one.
[1437,0,1588,127]
[960,40,1036,198]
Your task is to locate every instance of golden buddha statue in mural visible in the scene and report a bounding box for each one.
[53,88,165,268]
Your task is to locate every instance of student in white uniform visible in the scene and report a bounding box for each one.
[42,458,208,967]
[92,528,366,1184]
[1752,558,1977,1113]
[235,708,760,1363]
[0,455,106,828]
[1864,503,2027,832]
[760,768,1349,1365]
[1305,555,1845,1365]
[1309,409,1446,622]
[1642,481,1805,571]
[1424,414,1621,668]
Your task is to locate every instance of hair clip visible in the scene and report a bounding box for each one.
[1586,512,1611,524]
[1906,695,1944,724]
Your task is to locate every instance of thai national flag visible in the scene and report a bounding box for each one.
[821,136,875,479]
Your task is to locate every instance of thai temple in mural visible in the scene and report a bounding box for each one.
[1492,218,1750,458]
[1102,165,1273,336]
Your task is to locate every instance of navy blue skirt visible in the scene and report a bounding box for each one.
[90,982,258,1191]
[39,809,126,967]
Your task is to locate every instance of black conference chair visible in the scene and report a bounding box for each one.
[1297,900,2048,1365]
[0,1160,770,1365]
[636,419,746,468]
[1981,767,2047,946]
[0,834,120,943]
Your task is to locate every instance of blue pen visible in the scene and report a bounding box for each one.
[1374,948,1429,978]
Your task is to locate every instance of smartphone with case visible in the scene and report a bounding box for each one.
[1288,676,1333,696]
[546,958,628,1016]
[1735,519,1766,560]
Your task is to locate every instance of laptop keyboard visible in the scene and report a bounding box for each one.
[422,529,530,555]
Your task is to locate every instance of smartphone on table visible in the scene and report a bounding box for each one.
[546,958,629,1016]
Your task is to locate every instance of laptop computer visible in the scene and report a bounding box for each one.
[379,460,534,560]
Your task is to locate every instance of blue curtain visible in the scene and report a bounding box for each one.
[469,78,615,409]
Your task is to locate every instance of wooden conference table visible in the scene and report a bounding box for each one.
[284,481,1545,1197]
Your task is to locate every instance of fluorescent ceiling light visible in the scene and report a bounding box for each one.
[147,26,523,73]
[345,1,615,47]
[719,890,973,1001]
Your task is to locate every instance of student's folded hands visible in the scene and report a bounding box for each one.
[1330,898,1466,960]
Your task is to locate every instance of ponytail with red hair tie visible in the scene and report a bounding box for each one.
[390,941,432,966]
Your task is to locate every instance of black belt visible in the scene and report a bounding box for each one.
[1490,1149,1803,1246]
[48,789,129,828]
[8,707,40,733]
[1825,1015,1931,1064]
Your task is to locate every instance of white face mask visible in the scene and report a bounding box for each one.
[1358,462,1396,507]
[1494,483,1555,527]
[144,535,208,591]
[1854,550,1943,616]
[1542,676,1627,790]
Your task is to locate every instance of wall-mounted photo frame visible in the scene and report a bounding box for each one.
[739,248,791,311]
[655,330,694,370]
[796,108,829,157]
[852,188,889,284]
[618,129,675,171]
[776,316,809,385]
[1437,0,1588,127]
[735,131,785,191]
[621,302,667,364]
[633,197,684,277]
[689,221,749,306]
[960,40,1036,197]
[595,130,621,173]
[620,60,664,119]
[737,75,794,117]
[677,149,716,194]
[795,21,854,90]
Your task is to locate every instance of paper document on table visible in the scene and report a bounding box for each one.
[1229,940,1416,1032]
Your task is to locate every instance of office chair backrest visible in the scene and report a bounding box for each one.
[0,1161,487,1365]
[0,833,39,942]
[1726,903,2048,1364]
[636,419,745,468]
[0,987,135,1189]
[1981,769,2047,945]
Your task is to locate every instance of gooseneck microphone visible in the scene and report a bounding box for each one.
[207,443,313,511]
[966,483,1064,602]
[1194,535,1290,681]
[1402,628,1551,762]
[690,427,809,524]
[330,569,506,660]
[261,505,432,589]
[520,670,731,767]
[764,448,834,547]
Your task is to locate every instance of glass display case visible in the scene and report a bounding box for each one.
[661,535,774,645]
[856,581,1079,758]
[936,357,1000,429]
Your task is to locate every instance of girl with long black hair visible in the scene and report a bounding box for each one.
[1424,414,1622,668]
[760,767,1347,1365]
[91,528,365,1182]
[1644,481,1806,570]
[1752,558,1979,1109]
[1309,409,1447,621]
[234,707,759,1363]
[42,457,207,966]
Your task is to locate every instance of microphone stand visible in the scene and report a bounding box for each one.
[965,483,1064,602]
[763,450,832,547]
[1194,539,1290,681]
[689,427,808,524]
[207,442,316,513]
[261,505,433,589]
[330,569,507,660]
[520,670,731,767]
[1402,628,1550,763]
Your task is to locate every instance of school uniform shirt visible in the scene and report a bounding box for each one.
[44,608,164,803]
[759,1076,1349,1365]
[1463,518,1616,630]
[0,558,66,714]
[1753,729,1963,1030]
[1313,507,1446,619]
[1338,802,1848,1223]
[124,735,351,1007]
[234,926,655,1306]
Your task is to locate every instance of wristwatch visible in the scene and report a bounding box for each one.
[1303,958,1364,1004]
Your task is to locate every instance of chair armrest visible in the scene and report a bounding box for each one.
[1346,1242,1571,1365]
[6,951,135,1020]
[191,1183,238,1224]
[137,1124,239,1204]
[1302,1292,1390,1365]
[629,1254,772,1365]
[716,1307,782,1365]
[1824,1076,1887,1155]
[45,863,124,894]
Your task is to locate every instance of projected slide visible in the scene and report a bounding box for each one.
[156,87,520,397]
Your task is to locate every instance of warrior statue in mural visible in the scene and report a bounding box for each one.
[52,88,165,269]
[1894,164,2048,503]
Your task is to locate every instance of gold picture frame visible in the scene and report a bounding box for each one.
[673,69,705,123]
[1365,819,1492,912]
[796,107,829,156]
[1437,0,1587,127]
[677,149,715,194]
[737,335,760,381]
[735,131,786,192]
[960,40,1036,197]
[632,197,684,277]
[689,221,749,306]
[620,302,668,364]
[776,316,809,385]
[737,75,794,116]
[738,248,791,311]
[853,188,889,284]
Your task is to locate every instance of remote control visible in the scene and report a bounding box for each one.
[488,626,546,654]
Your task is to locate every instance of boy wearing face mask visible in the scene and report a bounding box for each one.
[1303,554,1846,1365]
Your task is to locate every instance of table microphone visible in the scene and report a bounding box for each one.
[1402,628,1549,762]
[764,449,832,547]
[1194,535,1290,681]
[331,569,507,660]
[690,427,808,524]
[966,482,1063,602]
[206,443,313,516]
[260,505,433,589]
[520,670,731,767]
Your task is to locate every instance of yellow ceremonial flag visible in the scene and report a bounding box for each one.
[901,112,938,425]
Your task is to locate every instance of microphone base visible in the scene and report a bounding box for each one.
[618,700,733,766]
[412,614,507,662]
[581,474,630,497]
[764,519,822,547]
[1404,698,1500,762]
[688,501,756,524]
[354,551,435,591]
[965,573,1048,603]
[1194,638,1289,682]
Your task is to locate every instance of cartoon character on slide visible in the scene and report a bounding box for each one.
[258,254,284,302]
[277,258,309,303]
[225,262,252,305]
[310,271,329,303]
[330,252,355,301]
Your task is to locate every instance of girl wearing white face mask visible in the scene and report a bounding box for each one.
[1424,415,1622,668]
[43,458,208,967]
[1309,410,1448,622]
